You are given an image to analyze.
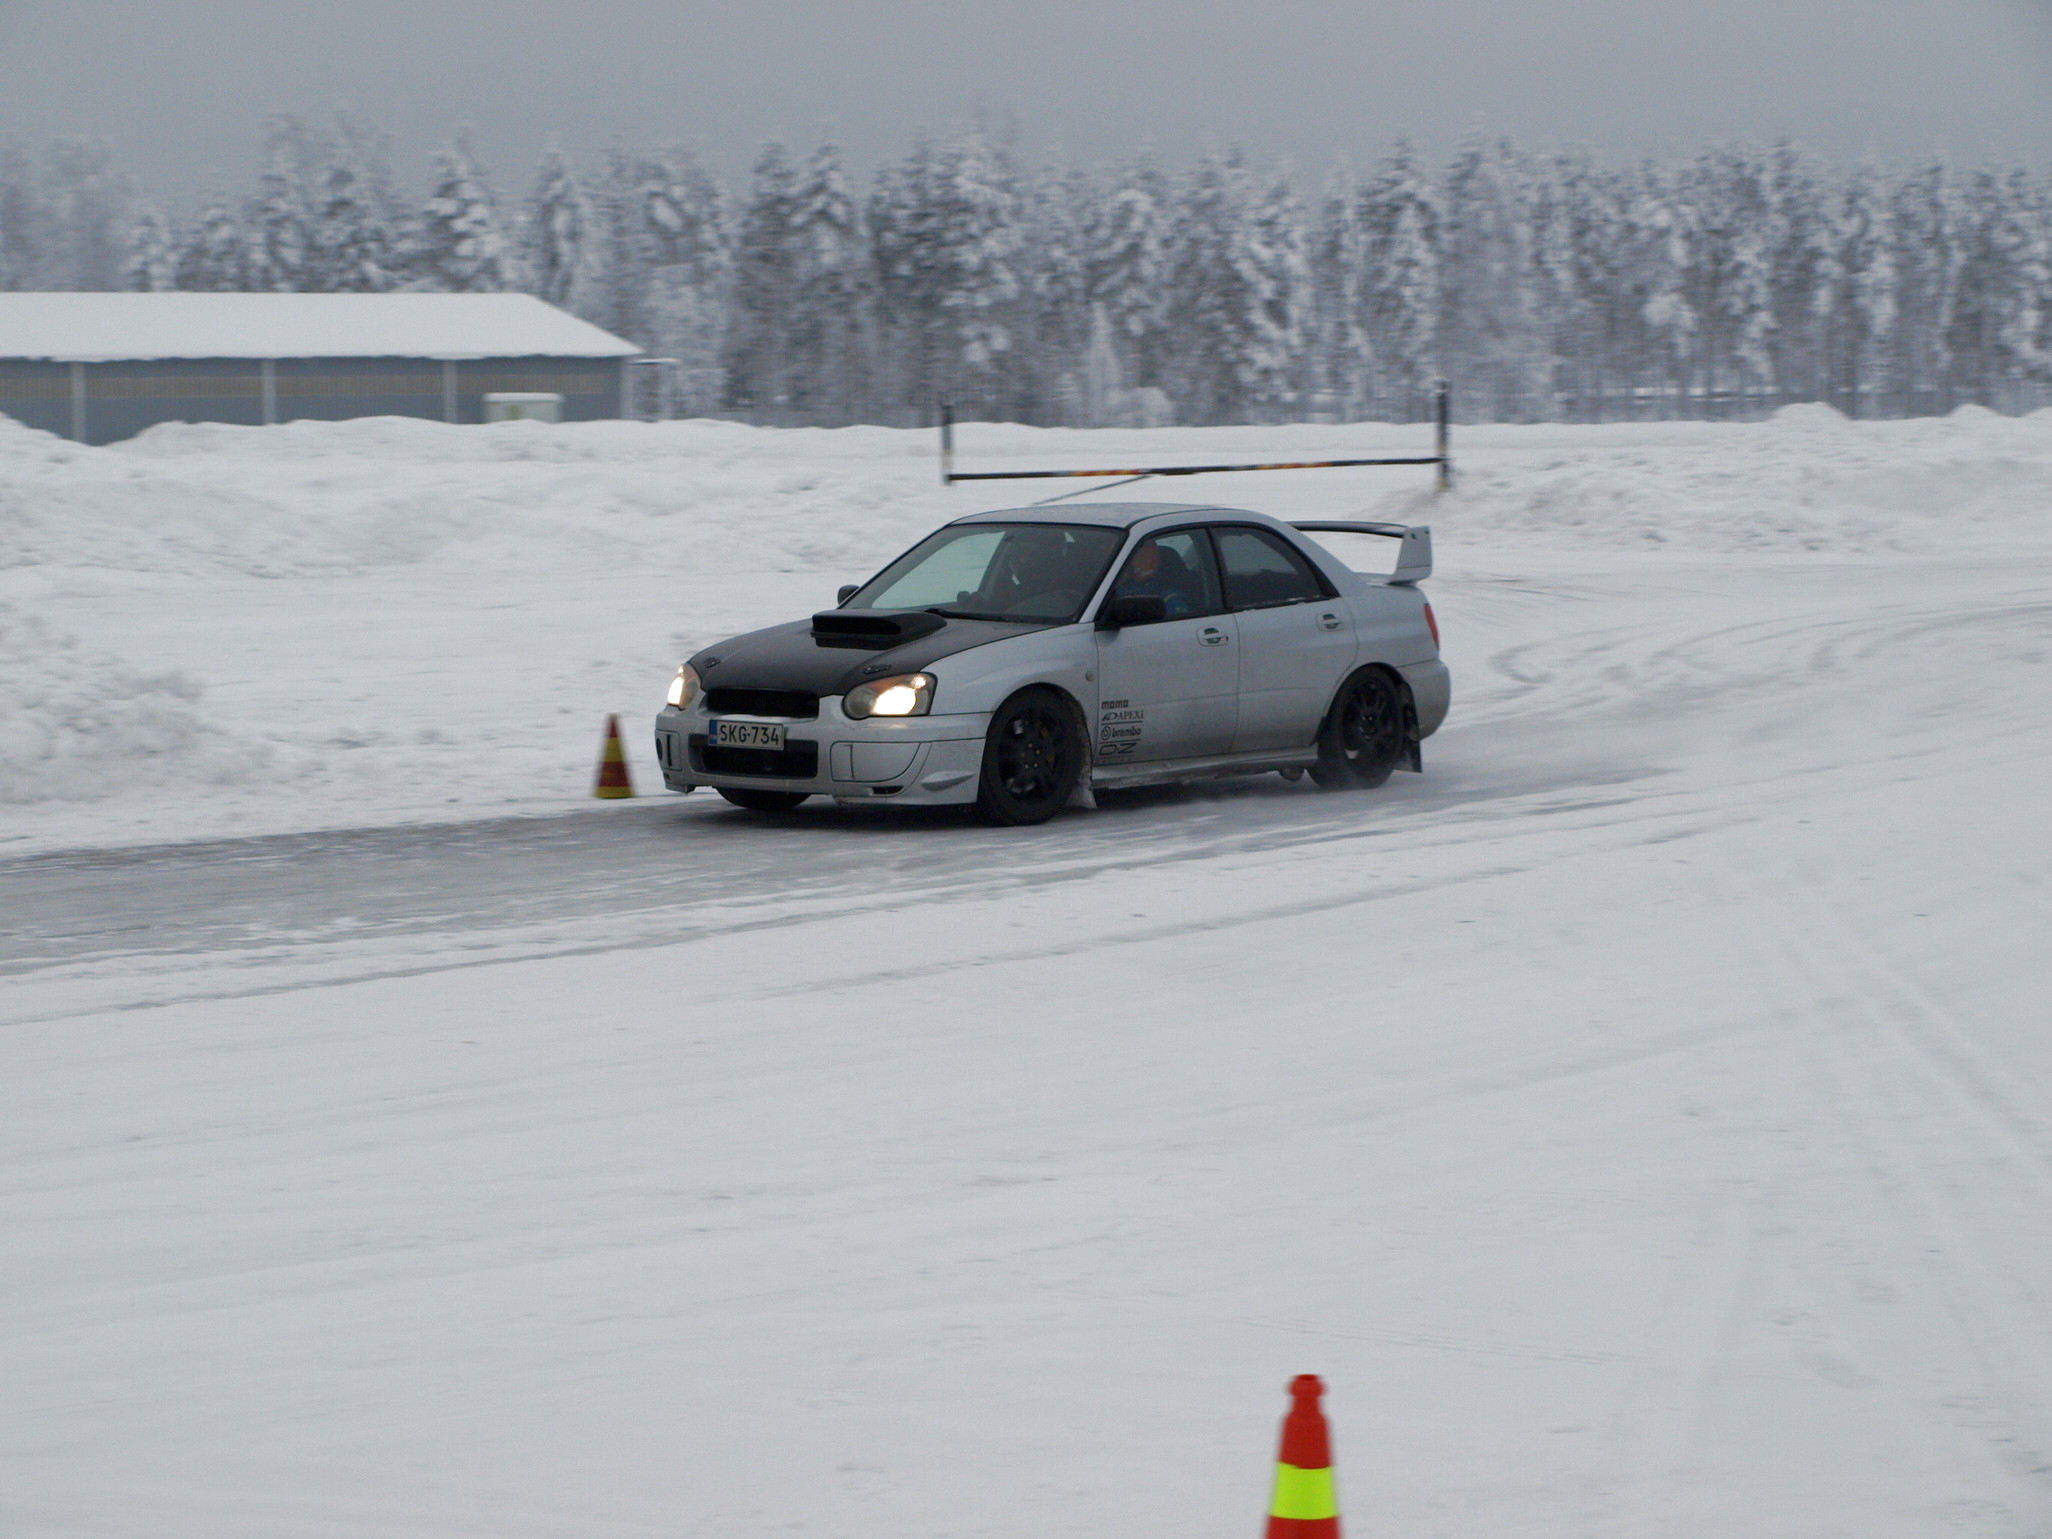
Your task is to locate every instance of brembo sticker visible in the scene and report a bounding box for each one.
[1099,704,1144,757]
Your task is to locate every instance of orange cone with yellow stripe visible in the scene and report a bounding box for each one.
[592,713,635,799]
[1266,1375,1340,1539]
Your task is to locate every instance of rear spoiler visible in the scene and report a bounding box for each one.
[1290,522,1433,585]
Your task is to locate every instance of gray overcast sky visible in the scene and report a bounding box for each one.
[2,0,2049,205]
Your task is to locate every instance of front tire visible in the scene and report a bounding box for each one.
[1311,667,1405,790]
[975,687,1083,826]
[717,787,811,812]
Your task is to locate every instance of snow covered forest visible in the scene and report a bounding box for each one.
[4,116,2049,426]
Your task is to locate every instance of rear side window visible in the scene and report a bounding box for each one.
[1213,526,1329,609]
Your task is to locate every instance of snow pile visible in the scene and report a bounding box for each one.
[0,602,242,805]
[5,405,2049,584]
[1395,403,2052,556]
[2,404,2050,847]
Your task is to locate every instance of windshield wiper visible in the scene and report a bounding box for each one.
[923,606,1004,620]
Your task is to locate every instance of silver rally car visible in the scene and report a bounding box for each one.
[654,502,1449,825]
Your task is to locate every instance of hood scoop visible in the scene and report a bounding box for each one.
[809,609,948,649]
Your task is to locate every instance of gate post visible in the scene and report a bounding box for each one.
[1434,379,1452,493]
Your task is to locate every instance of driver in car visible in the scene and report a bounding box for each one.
[1111,539,1199,618]
[994,528,1087,617]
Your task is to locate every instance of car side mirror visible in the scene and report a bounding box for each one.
[837,584,859,605]
[1098,593,1167,630]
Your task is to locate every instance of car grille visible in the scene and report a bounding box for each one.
[689,735,820,779]
[703,687,819,719]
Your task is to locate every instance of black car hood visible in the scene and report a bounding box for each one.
[688,613,1053,697]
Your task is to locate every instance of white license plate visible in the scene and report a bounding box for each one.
[708,719,786,751]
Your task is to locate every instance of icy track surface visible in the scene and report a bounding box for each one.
[3,409,2050,1538]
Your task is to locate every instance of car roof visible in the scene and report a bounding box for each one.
[947,501,1251,530]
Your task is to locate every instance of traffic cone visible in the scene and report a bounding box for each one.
[1265,1375,1340,1539]
[592,713,635,799]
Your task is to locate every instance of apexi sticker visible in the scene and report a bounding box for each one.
[1098,703,1145,757]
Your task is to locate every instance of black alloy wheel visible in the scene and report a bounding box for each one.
[1311,667,1406,790]
[975,687,1083,826]
[717,787,811,812]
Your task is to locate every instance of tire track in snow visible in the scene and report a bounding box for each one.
[1726,855,2052,1529]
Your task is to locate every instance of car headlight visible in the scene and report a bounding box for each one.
[666,663,701,709]
[844,673,933,719]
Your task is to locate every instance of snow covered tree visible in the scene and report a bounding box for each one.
[412,138,510,292]
[1161,151,1309,424]
[1986,169,2050,407]
[1020,159,1094,421]
[521,146,598,315]
[176,183,246,290]
[1527,157,1583,415]
[936,128,1026,407]
[1248,166,1311,415]
[725,141,801,409]
[1312,165,1372,418]
[0,139,40,290]
[1684,148,1777,415]
[245,117,315,291]
[1765,143,1839,405]
[311,130,396,292]
[1439,133,1546,420]
[40,138,131,290]
[121,205,177,291]
[1839,164,1898,415]
[783,140,870,420]
[1360,140,1441,420]
[1890,161,1965,412]
[1627,167,1700,412]
[1084,153,1170,392]
[1163,152,1250,423]
[870,128,1024,416]
[584,143,731,405]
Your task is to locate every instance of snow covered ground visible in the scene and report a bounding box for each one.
[3,408,2050,1538]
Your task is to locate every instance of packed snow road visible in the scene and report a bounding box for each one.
[4,547,2039,1024]
[4,412,2051,1539]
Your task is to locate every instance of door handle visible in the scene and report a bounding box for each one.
[1199,626,1229,645]
[1318,612,1343,631]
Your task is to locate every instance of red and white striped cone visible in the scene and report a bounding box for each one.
[1265,1375,1339,1539]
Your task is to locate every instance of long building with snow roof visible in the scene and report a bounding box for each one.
[0,293,641,444]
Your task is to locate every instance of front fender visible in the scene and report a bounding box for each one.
[925,624,1097,717]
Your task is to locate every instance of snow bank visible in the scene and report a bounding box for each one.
[7,405,2048,584]
[2,405,2049,844]
[0,602,243,804]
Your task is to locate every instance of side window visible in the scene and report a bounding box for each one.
[1106,529,1223,620]
[1213,526,1328,609]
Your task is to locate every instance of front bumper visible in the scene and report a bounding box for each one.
[654,702,991,805]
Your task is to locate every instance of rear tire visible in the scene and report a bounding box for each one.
[716,787,811,812]
[975,687,1083,827]
[1311,667,1405,791]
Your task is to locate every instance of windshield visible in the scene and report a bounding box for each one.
[848,522,1126,623]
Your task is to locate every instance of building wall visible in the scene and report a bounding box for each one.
[0,355,626,445]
